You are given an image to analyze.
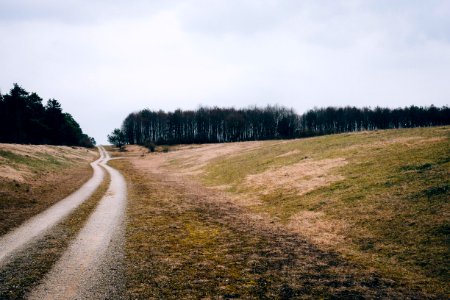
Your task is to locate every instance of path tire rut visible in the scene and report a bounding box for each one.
[0,147,107,267]
[28,146,127,300]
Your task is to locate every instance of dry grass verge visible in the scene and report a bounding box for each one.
[112,158,431,299]
[0,144,97,235]
[0,168,111,300]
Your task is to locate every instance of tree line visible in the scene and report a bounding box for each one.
[0,84,95,147]
[113,105,449,146]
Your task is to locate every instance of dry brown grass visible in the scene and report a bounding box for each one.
[113,155,434,298]
[245,158,347,196]
[199,126,450,296]
[104,144,148,158]
[118,126,449,298]
[0,144,97,235]
[286,210,348,248]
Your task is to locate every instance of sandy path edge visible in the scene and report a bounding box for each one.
[0,146,106,267]
[28,147,127,299]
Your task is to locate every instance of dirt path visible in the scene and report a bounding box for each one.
[28,147,127,299]
[0,147,106,267]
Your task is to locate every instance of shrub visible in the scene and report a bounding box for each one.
[144,141,156,153]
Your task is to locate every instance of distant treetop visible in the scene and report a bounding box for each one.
[116,105,449,146]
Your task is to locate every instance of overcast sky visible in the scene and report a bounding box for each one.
[1,0,449,144]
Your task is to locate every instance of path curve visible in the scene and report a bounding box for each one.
[0,146,106,267]
[29,147,127,299]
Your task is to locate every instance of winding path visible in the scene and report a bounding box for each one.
[29,146,127,299]
[0,146,107,267]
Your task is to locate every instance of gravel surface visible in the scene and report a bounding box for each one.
[0,147,106,267]
[28,147,127,299]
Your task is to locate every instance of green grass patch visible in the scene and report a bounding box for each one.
[0,150,68,171]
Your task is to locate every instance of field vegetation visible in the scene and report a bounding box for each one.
[200,126,449,294]
[0,144,97,235]
[113,126,449,298]
[112,159,414,298]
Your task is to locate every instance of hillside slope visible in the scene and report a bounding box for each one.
[199,126,449,293]
[0,144,97,235]
[115,126,449,297]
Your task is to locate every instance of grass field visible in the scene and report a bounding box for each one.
[112,126,449,298]
[199,127,450,294]
[112,159,415,298]
[0,144,97,235]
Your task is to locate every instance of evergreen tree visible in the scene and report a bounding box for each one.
[108,128,126,148]
[0,83,95,147]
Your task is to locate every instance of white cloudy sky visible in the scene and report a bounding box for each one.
[1,0,449,144]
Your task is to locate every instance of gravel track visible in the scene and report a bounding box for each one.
[0,147,106,267]
[28,146,127,299]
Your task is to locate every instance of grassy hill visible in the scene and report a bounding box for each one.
[199,126,449,293]
[0,144,97,235]
[111,126,449,297]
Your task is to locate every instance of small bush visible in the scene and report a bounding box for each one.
[144,141,156,153]
[400,163,433,172]
[424,185,449,198]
